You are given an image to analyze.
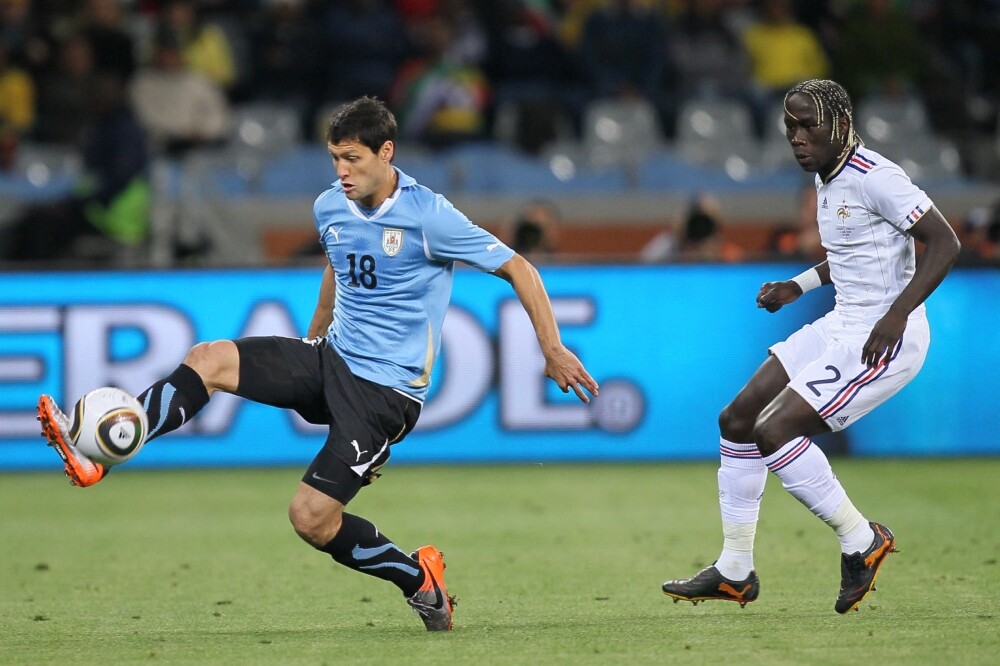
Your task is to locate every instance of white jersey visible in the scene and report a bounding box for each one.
[814,145,933,328]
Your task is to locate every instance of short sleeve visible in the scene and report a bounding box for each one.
[861,164,934,233]
[422,195,515,271]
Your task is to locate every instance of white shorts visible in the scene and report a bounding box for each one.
[769,311,930,431]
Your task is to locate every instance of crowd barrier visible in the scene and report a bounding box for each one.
[1,264,996,470]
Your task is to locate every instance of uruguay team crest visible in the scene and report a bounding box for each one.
[382,228,403,256]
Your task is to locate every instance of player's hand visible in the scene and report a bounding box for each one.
[544,346,599,404]
[862,308,907,368]
[756,280,802,313]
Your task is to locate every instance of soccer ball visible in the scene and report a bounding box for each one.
[71,387,148,467]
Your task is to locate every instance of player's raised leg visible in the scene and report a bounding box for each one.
[137,341,232,441]
[37,341,227,487]
[754,387,895,613]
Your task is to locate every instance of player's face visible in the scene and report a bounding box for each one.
[328,139,396,208]
[784,93,845,178]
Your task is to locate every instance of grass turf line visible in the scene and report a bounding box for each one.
[1,459,998,665]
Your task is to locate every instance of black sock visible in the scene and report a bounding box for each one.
[137,364,210,442]
[320,513,423,596]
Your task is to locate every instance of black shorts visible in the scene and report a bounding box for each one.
[234,336,421,504]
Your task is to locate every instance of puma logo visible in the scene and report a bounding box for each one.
[351,439,368,461]
[718,582,754,601]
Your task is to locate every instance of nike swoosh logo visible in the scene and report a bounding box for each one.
[486,241,500,251]
[418,566,445,611]
[311,472,338,485]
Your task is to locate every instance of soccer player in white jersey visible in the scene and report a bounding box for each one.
[37,97,599,631]
[661,79,960,613]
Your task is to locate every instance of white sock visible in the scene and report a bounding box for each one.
[763,437,873,553]
[828,497,875,554]
[715,438,766,580]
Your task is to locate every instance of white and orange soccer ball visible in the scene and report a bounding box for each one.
[71,387,148,467]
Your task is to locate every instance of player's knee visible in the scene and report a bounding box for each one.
[288,497,343,548]
[719,402,754,442]
[182,341,237,392]
[751,415,783,457]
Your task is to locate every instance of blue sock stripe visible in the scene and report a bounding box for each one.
[147,383,176,439]
[359,562,421,576]
[351,542,406,561]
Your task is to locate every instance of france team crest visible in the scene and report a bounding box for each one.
[382,228,403,256]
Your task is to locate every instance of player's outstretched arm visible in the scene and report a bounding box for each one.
[492,254,599,403]
[756,261,831,313]
[861,206,960,368]
[307,264,337,339]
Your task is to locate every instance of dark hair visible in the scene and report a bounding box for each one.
[326,96,398,155]
[685,211,717,243]
[784,79,861,149]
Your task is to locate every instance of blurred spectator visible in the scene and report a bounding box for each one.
[0,38,34,168]
[577,0,670,106]
[33,33,98,146]
[249,0,324,134]
[0,0,54,77]
[958,199,1000,266]
[640,193,744,263]
[558,0,607,49]
[669,0,753,136]
[160,0,237,92]
[0,75,150,262]
[766,180,824,261]
[506,198,561,260]
[389,12,490,147]
[830,0,926,100]
[78,0,137,83]
[129,29,232,156]
[424,0,486,66]
[479,0,581,145]
[742,0,829,137]
[323,0,409,103]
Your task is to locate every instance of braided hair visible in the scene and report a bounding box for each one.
[784,79,862,155]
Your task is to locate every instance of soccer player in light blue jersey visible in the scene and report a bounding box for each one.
[38,97,599,632]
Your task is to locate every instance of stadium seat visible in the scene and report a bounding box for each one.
[879,137,964,184]
[230,103,302,156]
[673,97,759,172]
[855,93,931,146]
[493,99,575,155]
[448,141,627,194]
[581,98,665,170]
[9,143,82,192]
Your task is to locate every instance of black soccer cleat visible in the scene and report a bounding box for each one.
[662,564,760,608]
[836,521,897,614]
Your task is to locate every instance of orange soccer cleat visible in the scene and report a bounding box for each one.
[37,395,108,487]
[407,545,456,631]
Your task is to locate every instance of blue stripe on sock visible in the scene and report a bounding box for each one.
[359,562,421,576]
[352,543,404,560]
[147,383,176,438]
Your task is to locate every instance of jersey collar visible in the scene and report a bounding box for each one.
[822,143,860,184]
[346,167,415,221]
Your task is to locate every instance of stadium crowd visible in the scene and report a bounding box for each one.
[1,0,999,263]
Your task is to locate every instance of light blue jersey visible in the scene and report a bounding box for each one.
[313,167,514,401]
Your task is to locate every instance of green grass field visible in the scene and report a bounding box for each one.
[2,459,998,665]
